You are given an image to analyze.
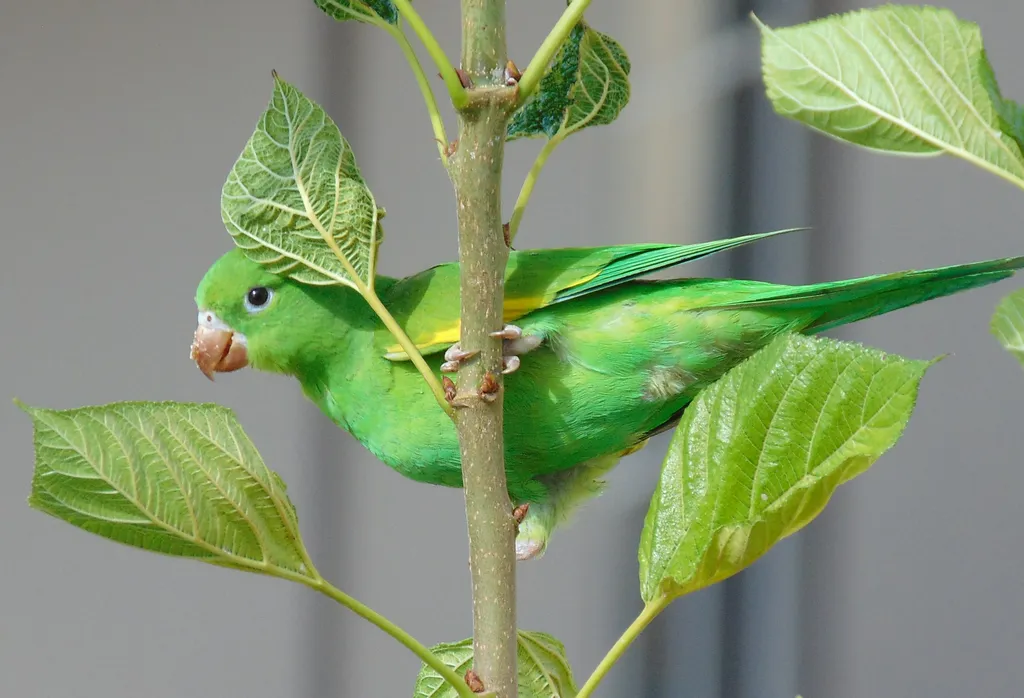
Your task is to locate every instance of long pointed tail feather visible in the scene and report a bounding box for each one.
[718,256,1024,333]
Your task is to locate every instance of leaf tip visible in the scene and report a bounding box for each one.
[271,68,279,80]
[12,397,35,416]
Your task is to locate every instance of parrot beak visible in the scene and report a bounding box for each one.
[191,312,248,381]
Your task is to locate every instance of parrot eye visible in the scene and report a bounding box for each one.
[244,286,273,313]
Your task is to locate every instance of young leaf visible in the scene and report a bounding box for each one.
[508,21,631,142]
[758,6,1024,190]
[414,631,577,698]
[20,400,317,581]
[222,73,382,291]
[313,0,397,26]
[991,289,1024,369]
[639,334,934,604]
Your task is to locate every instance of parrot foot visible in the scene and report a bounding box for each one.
[441,325,541,375]
[514,506,551,561]
[489,324,523,340]
[516,537,547,561]
[440,344,477,373]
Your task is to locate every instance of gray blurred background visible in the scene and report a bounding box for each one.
[3,0,1023,696]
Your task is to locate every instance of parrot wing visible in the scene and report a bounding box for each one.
[380,228,804,359]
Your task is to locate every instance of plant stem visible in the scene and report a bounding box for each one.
[383,23,451,165]
[316,229,454,417]
[506,132,564,244]
[305,577,478,698]
[575,595,671,698]
[516,0,591,106]
[391,0,469,109]
[362,288,455,418]
[450,1,518,697]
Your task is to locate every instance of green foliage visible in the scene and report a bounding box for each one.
[414,631,577,698]
[222,73,383,291]
[757,5,1024,190]
[508,21,630,142]
[17,3,1015,698]
[314,0,397,25]
[639,334,934,603]
[20,401,317,581]
[991,289,1024,369]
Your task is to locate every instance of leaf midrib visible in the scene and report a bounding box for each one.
[763,21,1024,187]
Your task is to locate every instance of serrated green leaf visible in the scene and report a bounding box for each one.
[991,289,1024,369]
[20,400,317,581]
[313,0,397,25]
[639,334,933,603]
[994,97,1024,155]
[508,22,630,142]
[414,631,577,698]
[758,6,1024,187]
[222,73,381,291]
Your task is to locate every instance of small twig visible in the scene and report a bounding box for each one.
[305,576,480,698]
[382,22,451,165]
[516,0,592,106]
[575,595,672,698]
[507,134,565,244]
[391,0,469,108]
[316,232,454,418]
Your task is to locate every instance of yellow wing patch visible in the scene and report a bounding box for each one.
[383,291,567,360]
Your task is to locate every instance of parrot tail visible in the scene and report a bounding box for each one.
[719,256,1024,333]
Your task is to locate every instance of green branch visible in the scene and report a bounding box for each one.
[319,231,455,418]
[506,133,564,244]
[575,595,671,698]
[391,0,469,109]
[362,287,455,418]
[516,0,591,106]
[383,22,451,165]
[450,0,519,696]
[305,576,478,698]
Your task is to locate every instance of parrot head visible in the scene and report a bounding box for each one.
[191,249,315,379]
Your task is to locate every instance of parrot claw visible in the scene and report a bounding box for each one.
[442,326,539,375]
[444,344,478,363]
[441,344,478,373]
[514,506,550,561]
[490,324,523,341]
[515,537,547,561]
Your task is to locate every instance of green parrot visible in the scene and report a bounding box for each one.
[191,229,1024,559]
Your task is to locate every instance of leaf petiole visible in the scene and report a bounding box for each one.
[305,576,478,698]
[317,231,456,418]
[517,0,591,106]
[507,132,565,244]
[382,21,452,166]
[362,286,455,418]
[391,0,468,109]
[575,594,671,698]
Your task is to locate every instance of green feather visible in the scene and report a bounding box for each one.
[194,234,1024,558]
[551,227,807,302]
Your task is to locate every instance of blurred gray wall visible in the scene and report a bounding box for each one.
[2,1,1023,697]
[0,1,324,696]
[800,2,1024,696]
